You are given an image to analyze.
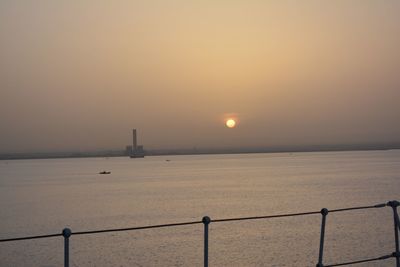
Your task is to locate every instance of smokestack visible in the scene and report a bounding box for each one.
[132,129,137,150]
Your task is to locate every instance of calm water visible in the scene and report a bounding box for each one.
[0,150,399,266]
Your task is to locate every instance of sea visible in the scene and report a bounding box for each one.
[0,150,399,266]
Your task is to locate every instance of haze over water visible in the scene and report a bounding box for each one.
[1,150,399,266]
[1,1,400,153]
[1,1,400,266]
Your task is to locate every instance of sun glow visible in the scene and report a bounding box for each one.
[225,119,236,128]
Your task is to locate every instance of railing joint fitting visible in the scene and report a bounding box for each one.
[320,208,329,216]
[387,200,400,208]
[202,216,211,225]
[62,228,72,238]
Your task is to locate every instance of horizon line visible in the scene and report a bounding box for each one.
[1,143,399,160]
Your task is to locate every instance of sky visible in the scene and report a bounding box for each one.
[0,1,399,152]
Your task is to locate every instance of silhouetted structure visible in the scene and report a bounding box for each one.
[127,129,145,158]
[132,129,137,150]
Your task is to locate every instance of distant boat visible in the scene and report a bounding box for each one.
[99,171,111,174]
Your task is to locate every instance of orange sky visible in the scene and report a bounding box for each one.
[0,1,399,152]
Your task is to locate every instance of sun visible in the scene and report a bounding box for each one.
[225,118,236,128]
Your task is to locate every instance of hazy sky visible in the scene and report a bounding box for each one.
[1,1,399,152]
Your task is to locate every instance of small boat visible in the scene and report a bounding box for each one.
[99,171,111,174]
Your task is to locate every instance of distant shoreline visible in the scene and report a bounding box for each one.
[1,144,399,161]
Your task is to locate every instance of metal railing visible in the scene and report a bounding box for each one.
[1,200,399,267]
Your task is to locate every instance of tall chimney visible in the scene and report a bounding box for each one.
[132,129,137,150]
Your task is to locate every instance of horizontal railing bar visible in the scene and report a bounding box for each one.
[0,202,391,242]
[0,222,203,242]
[212,203,387,223]
[212,211,321,223]
[329,203,386,213]
[325,253,393,266]
[72,221,202,236]
[0,233,61,242]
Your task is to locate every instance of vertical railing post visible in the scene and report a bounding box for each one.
[202,216,211,267]
[316,208,328,267]
[62,228,72,267]
[387,201,400,267]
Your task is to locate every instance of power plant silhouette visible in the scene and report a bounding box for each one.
[126,129,145,158]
